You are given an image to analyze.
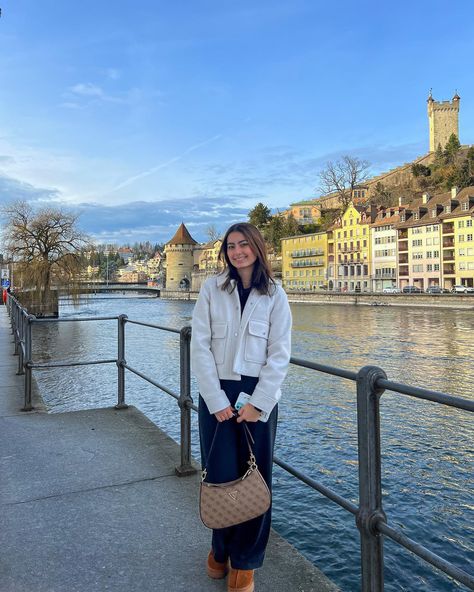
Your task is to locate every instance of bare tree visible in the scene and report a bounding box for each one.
[318,155,370,211]
[205,224,221,243]
[1,201,91,309]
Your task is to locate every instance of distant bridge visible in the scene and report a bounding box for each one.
[71,283,161,296]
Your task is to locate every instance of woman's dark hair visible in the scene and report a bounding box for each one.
[218,222,274,295]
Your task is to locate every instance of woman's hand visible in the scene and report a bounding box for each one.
[214,405,235,422]
[236,403,261,423]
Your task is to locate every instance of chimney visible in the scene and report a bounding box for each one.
[451,186,458,198]
[422,192,430,204]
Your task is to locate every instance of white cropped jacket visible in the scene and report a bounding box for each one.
[190,272,292,415]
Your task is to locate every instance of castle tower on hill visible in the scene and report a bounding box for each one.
[428,91,460,152]
[164,222,197,290]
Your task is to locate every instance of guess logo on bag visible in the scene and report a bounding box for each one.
[227,490,239,502]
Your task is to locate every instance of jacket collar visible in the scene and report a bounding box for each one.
[216,270,234,288]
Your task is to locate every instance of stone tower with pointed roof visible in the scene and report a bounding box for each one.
[428,91,460,152]
[164,223,198,290]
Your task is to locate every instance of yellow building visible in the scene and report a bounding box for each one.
[281,233,328,291]
[440,186,474,288]
[333,203,376,292]
[198,239,223,272]
[281,201,321,226]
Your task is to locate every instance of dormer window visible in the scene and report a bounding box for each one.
[431,209,437,218]
[445,205,451,213]
[413,212,419,220]
[461,202,469,211]
[400,214,405,222]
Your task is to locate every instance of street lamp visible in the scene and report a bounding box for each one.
[104,249,109,287]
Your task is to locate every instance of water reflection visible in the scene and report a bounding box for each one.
[32,296,473,592]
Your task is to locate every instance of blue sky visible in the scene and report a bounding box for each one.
[1,0,473,245]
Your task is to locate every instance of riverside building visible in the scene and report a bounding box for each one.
[395,187,474,290]
[281,232,328,291]
[333,203,377,292]
[370,205,405,292]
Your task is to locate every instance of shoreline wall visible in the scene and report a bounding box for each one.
[160,289,474,309]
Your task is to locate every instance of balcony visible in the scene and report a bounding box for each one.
[443,251,455,262]
[373,271,396,279]
[398,255,409,264]
[291,259,324,268]
[399,270,409,277]
[398,240,409,252]
[443,264,455,275]
[292,249,324,258]
[442,223,454,235]
[443,238,455,248]
[398,230,408,239]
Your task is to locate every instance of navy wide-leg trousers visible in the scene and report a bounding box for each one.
[198,376,278,570]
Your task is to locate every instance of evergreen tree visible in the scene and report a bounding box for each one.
[444,134,461,165]
[248,203,272,228]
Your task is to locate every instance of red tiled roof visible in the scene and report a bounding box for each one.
[166,223,198,245]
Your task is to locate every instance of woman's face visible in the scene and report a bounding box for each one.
[226,231,257,272]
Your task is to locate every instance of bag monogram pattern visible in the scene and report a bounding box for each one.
[199,423,271,530]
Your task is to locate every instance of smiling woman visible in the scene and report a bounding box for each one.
[191,222,292,592]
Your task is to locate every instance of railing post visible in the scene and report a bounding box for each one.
[115,314,128,409]
[13,305,19,354]
[16,311,25,376]
[176,325,196,476]
[356,365,387,592]
[22,315,34,412]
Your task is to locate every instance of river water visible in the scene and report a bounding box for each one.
[31,295,474,592]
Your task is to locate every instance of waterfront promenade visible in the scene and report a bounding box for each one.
[0,307,339,592]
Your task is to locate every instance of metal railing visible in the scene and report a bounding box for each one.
[6,293,474,591]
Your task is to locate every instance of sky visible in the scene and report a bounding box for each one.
[1,0,473,245]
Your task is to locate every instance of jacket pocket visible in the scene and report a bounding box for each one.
[210,322,228,365]
[244,320,270,364]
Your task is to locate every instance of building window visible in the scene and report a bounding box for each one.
[434,264,440,271]
[467,234,473,241]
[445,205,451,213]
[458,220,465,228]
[433,250,439,258]
[426,251,432,258]
[412,264,423,272]
[431,210,437,218]
[412,239,423,247]
[427,264,433,271]
[413,212,419,220]
[459,235,465,242]
[467,220,472,227]
[461,202,469,211]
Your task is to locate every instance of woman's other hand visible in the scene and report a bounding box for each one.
[236,403,261,423]
[214,406,235,422]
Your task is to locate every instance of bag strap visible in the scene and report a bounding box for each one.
[202,421,256,482]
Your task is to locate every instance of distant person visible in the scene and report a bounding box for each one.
[191,222,292,592]
[2,288,7,305]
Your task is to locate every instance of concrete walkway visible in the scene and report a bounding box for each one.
[0,306,339,592]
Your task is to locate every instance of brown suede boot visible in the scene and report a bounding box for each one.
[227,567,255,592]
[206,551,228,579]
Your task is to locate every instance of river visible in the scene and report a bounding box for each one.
[30,295,474,592]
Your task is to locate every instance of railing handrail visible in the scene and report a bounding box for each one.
[6,294,474,591]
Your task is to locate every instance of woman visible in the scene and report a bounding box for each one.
[191,222,292,592]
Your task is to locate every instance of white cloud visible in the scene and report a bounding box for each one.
[70,82,105,98]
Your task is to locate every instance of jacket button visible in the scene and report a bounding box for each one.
[234,332,238,337]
